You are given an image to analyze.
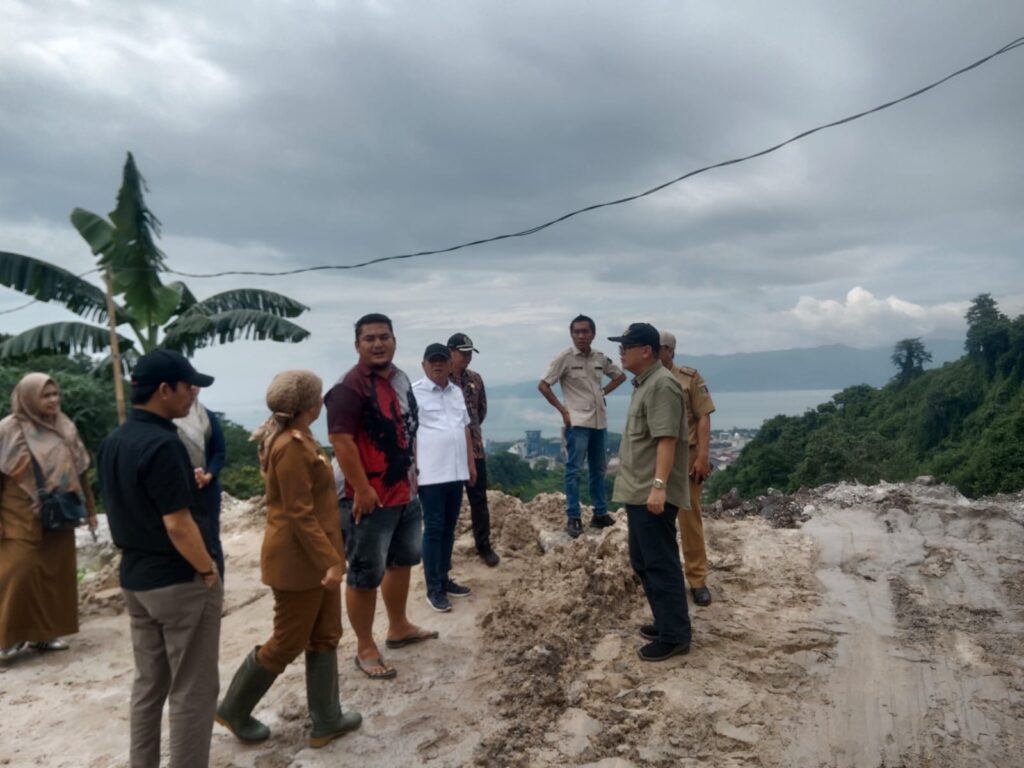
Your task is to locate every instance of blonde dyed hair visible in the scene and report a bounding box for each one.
[251,369,323,469]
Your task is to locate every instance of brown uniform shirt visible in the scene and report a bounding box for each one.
[261,430,345,591]
[670,365,716,447]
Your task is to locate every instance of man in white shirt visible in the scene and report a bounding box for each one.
[412,343,477,613]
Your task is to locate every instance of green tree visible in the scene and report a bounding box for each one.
[965,293,1009,378]
[0,152,310,359]
[890,337,932,386]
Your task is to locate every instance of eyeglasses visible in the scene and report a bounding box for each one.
[618,344,643,353]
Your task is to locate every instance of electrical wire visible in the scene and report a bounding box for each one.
[0,267,101,316]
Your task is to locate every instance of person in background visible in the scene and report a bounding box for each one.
[538,314,626,538]
[659,331,716,607]
[98,350,222,768]
[414,343,476,613]
[447,332,499,567]
[216,370,361,749]
[174,389,226,576]
[609,323,692,662]
[0,373,97,661]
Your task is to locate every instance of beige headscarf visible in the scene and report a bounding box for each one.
[0,373,91,507]
[250,370,323,471]
[174,398,212,469]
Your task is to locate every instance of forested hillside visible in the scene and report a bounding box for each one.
[707,295,1024,499]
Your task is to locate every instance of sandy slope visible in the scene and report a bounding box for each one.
[0,481,1020,767]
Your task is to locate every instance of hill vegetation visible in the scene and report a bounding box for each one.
[707,295,1024,499]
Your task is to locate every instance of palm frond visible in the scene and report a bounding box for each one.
[190,289,309,318]
[161,310,310,355]
[0,322,135,359]
[0,251,126,323]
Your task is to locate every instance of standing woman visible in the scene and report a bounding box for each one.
[216,370,361,749]
[175,389,226,576]
[0,373,97,659]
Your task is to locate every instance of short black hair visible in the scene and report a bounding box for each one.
[570,314,596,334]
[355,313,394,341]
[130,380,179,405]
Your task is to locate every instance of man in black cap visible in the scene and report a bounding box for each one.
[608,323,692,662]
[98,349,222,768]
[447,332,499,567]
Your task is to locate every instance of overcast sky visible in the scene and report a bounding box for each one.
[2,0,1022,415]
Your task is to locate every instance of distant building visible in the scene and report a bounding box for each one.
[525,430,542,457]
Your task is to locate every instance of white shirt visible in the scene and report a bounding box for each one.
[412,377,471,485]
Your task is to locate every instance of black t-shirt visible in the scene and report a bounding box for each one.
[97,408,215,591]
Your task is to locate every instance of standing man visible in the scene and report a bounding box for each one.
[609,323,692,662]
[413,343,477,612]
[538,314,626,538]
[97,350,222,768]
[659,331,716,607]
[325,313,437,680]
[447,332,499,567]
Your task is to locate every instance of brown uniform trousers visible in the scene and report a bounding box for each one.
[677,451,708,588]
[256,430,346,675]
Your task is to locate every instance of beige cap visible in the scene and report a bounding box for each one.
[659,330,677,349]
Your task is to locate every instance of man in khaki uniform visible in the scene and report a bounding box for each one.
[609,322,691,661]
[659,331,716,607]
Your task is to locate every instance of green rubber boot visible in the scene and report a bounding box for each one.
[306,649,362,748]
[215,647,277,743]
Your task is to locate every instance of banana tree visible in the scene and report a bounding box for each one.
[0,153,310,360]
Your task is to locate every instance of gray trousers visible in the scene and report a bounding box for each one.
[123,576,223,768]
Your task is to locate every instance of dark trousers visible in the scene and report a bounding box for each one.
[464,457,492,552]
[419,481,464,593]
[626,503,691,645]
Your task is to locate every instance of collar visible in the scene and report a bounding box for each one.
[571,346,594,358]
[129,408,177,431]
[355,361,396,380]
[631,361,662,388]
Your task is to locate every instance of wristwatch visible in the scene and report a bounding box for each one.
[652,478,666,490]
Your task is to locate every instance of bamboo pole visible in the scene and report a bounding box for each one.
[103,266,126,424]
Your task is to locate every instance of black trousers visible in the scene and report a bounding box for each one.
[626,502,692,645]
[464,456,492,552]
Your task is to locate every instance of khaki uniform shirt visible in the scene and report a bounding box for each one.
[669,365,716,447]
[612,364,690,510]
[542,347,624,429]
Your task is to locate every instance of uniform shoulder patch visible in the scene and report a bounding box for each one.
[678,366,698,377]
[290,429,304,441]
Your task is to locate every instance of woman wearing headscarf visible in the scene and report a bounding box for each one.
[174,389,226,576]
[215,370,361,749]
[0,373,96,660]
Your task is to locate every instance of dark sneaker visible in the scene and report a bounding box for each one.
[445,580,471,598]
[566,518,584,539]
[638,624,659,641]
[426,590,452,613]
[589,513,615,528]
[637,640,690,662]
[479,548,501,567]
[690,586,712,607]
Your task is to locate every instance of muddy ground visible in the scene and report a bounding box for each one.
[1,480,1021,767]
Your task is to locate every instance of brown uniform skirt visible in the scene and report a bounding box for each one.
[0,529,79,647]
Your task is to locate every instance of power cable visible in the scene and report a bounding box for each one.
[0,267,101,316]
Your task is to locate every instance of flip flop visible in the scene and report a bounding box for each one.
[385,629,440,649]
[354,655,397,679]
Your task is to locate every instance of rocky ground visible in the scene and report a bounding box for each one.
[1,479,1021,767]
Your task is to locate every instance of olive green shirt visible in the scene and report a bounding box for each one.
[612,363,690,510]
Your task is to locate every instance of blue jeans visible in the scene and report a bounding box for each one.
[564,426,608,519]
[418,482,464,594]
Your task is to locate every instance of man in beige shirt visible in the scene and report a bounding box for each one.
[538,314,626,538]
[659,331,716,607]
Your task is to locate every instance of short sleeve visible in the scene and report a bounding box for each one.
[604,355,624,380]
[456,389,471,428]
[325,382,363,436]
[691,371,716,417]
[141,441,195,516]
[542,351,566,385]
[647,379,685,440]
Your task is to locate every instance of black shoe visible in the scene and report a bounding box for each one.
[637,640,690,662]
[445,580,471,598]
[426,590,452,613]
[479,549,500,567]
[566,519,584,539]
[589,513,615,528]
[638,624,658,641]
[690,586,712,607]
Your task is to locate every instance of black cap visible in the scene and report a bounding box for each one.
[446,332,479,353]
[607,323,661,350]
[423,343,452,361]
[131,349,215,388]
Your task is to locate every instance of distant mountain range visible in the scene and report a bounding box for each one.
[488,339,965,395]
